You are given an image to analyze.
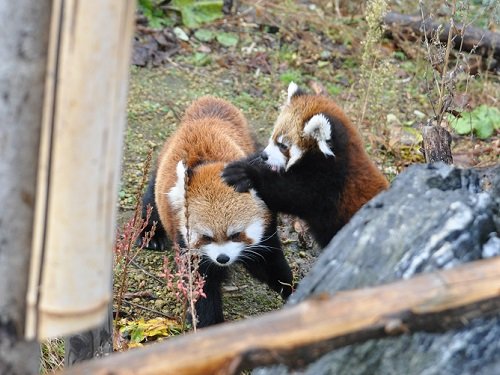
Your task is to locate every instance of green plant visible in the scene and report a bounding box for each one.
[279,70,304,85]
[170,0,224,29]
[215,31,239,47]
[117,317,182,348]
[139,0,172,29]
[449,105,500,139]
[113,150,157,349]
[40,338,65,374]
[194,28,215,42]
[356,0,396,127]
[139,0,224,29]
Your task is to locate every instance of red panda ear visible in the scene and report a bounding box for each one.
[167,160,187,211]
[304,114,335,156]
[287,82,299,104]
[286,81,307,105]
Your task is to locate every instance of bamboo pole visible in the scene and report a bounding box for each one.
[0,1,52,374]
[62,256,500,375]
[25,0,136,340]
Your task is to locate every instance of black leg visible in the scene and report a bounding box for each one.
[241,228,293,299]
[136,171,171,251]
[194,260,229,328]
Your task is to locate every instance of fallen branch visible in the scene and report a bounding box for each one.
[383,11,500,60]
[62,256,500,375]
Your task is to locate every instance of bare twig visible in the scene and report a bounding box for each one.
[114,150,156,325]
[436,0,457,126]
[121,300,177,320]
[129,258,166,285]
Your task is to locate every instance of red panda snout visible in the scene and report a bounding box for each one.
[263,135,305,171]
[192,217,266,266]
[203,241,246,266]
[262,141,287,171]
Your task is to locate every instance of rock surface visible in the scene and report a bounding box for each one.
[254,163,500,375]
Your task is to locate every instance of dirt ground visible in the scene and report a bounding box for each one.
[116,0,499,343]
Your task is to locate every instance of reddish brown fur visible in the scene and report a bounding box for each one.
[155,96,268,242]
[274,94,389,233]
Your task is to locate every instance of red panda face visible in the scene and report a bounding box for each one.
[262,134,303,171]
[167,161,270,266]
[261,82,335,171]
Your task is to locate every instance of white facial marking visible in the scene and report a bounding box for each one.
[287,81,299,104]
[304,114,335,157]
[226,225,242,238]
[286,144,303,170]
[200,228,214,238]
[203,242,245,266]
[182,226,213,248]
[245,219,265,243]
[263,139,286,171]
[167,160,186,211]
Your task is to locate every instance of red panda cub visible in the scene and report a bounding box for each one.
[223,82,389,248]
[139,96,292,327]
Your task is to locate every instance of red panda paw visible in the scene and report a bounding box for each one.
[222,161,255,193]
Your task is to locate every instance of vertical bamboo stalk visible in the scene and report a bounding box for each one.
[0,1,52,374]
[26,0,136,340]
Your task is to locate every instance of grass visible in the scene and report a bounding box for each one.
[40,338,64,374]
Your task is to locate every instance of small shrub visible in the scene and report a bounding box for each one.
[449,105,500,139]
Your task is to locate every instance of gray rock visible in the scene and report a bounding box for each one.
[254,163,500,375]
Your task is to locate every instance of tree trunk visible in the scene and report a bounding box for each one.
[0,1,52,374]
[422,125,453,164]
[255,163,500,375]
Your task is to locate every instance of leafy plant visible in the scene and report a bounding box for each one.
[170,0,224,29]
[139,0,172,29]
[215,31,239,47]
[194,28,215,42]
[449,105,500,139]
[139,0,224,29]
[118,317,182,348]
[163,242,206,331]
[113,150,157,350]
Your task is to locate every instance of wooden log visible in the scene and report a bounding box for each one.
[0,1,51,374]
[61,256,500,375]
[25,0,136,340]
[422,125,453,164]
[383,11,500,60]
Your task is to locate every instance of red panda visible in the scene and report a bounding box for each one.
[139,96,292,327]
[222,82,389,248]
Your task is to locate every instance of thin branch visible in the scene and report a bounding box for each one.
[121,300,177,320]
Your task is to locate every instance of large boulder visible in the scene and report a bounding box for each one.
[255,163,500,375]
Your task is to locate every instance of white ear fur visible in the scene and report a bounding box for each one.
[167,161,187,210]
[287,81,299,104]
[304,114,334,157]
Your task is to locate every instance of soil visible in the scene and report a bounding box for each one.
[116,0,499,339]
